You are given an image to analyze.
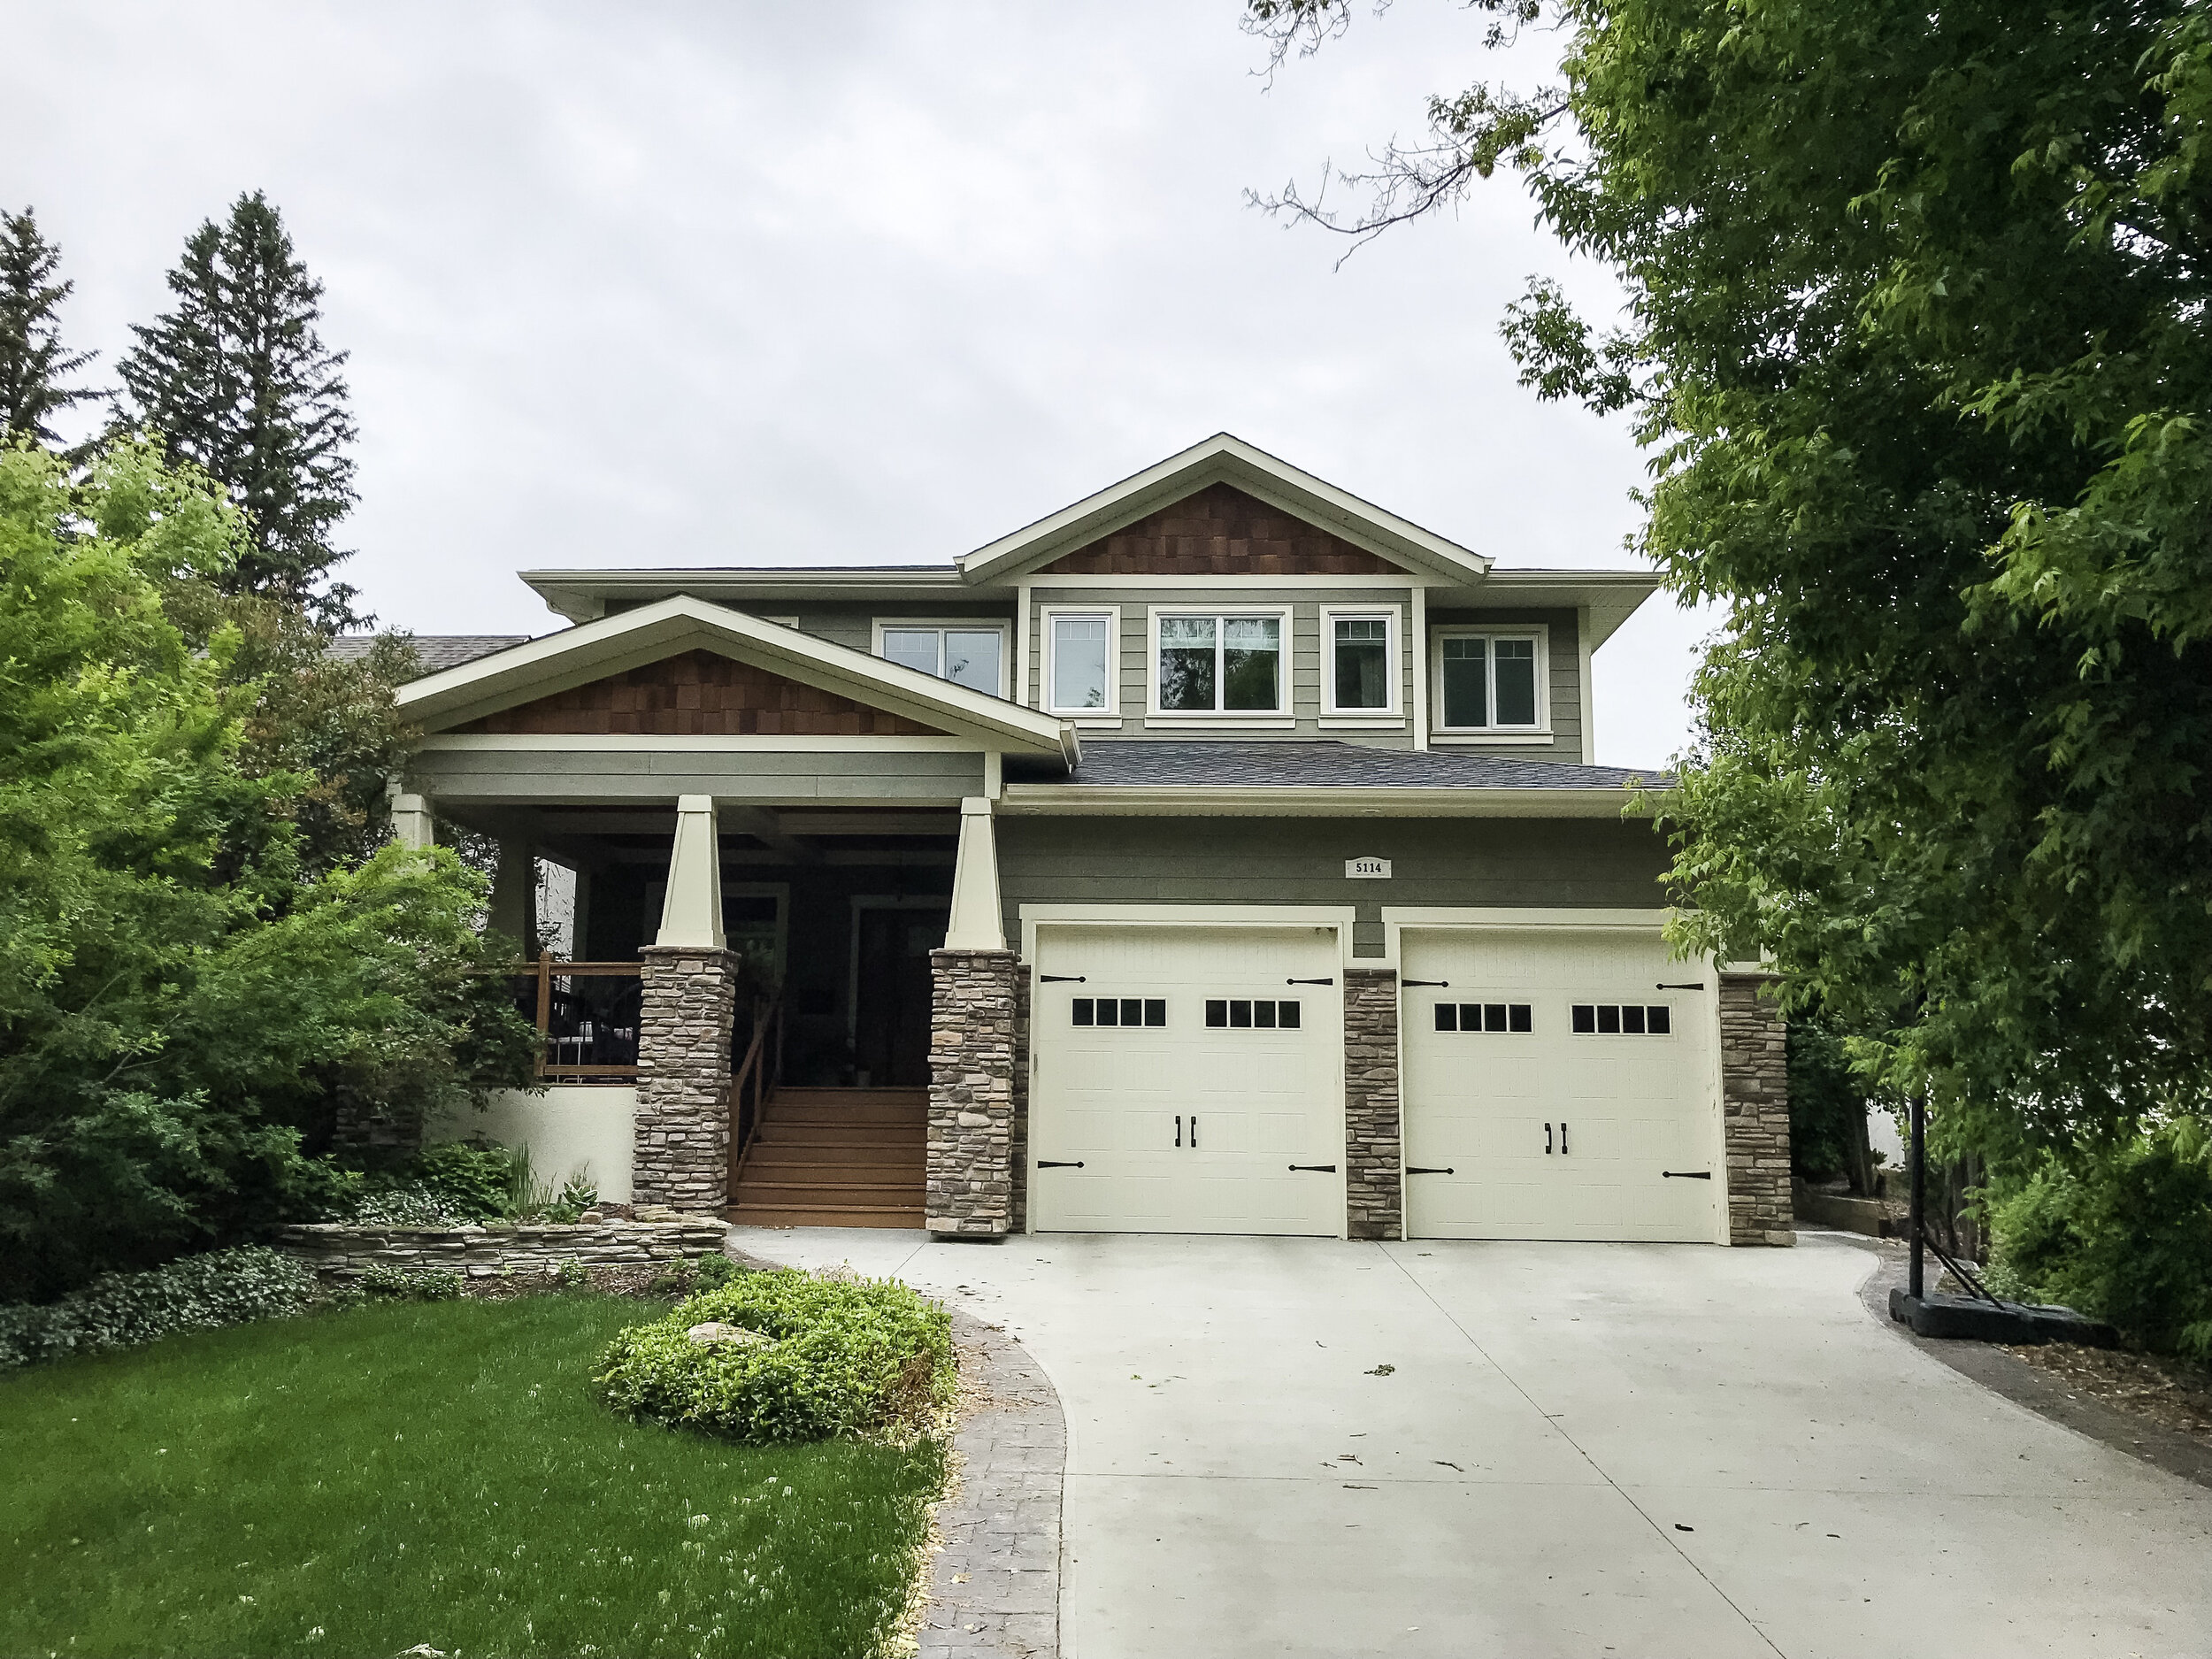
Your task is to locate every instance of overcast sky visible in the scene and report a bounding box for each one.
[9,0,1715,767]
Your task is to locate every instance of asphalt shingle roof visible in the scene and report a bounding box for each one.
[327,635,530,677]
[1059,740,1667,790]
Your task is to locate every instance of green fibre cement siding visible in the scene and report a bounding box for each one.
[408,748,987,804]
[997,814,1671,956]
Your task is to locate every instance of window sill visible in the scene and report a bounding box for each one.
[1430,731,1555,746]
[1142,716,1297,731]
[1319,715,1405,729]
[1061,715,1125,729]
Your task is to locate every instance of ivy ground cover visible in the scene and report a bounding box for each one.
[2,1294,946,1658]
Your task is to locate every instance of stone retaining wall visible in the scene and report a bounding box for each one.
[1720,971,1794,1246]
[277,1213,728,1281]
[1342,968,1403,1241]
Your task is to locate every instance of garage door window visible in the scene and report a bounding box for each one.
[1571,1003,1672,1034]
[1204,998,1301,1029]
[1071,997,1166,1027]
[1434,1002,1532,1033]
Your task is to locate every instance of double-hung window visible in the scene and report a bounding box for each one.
[1153,611,1285,714]
[1432,628,1545,733]
[1044,610,1117,714]
[875,623,1007,696]
[1324,610,1398,713]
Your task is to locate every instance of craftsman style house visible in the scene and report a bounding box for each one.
[380,435,1793,1247]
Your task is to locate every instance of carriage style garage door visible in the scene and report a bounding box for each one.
[1028,924,1343,1236]
[1401,925,1721,1242]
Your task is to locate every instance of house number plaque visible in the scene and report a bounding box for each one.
[1345,856,1392,879]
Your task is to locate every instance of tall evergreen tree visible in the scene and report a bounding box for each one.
[0,208,99,449]
[117,192,361,628]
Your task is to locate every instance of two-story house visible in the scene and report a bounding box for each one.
[376,434,1793,1248]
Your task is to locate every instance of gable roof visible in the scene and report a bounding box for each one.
[329,634,531,673]
[394,594,1078,763]
[959,433,1492,587]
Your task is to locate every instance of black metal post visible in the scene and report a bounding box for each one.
[1908,1094,1926,1301]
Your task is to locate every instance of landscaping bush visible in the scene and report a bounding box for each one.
[1986,1125,2212,1360]
[359,1264,463,1301]
[409,1141,512,1220]
[594,1269,955,1445]
[648,1252,741,1297]
[348,1186,466,1227]
[0,1247,328,1371]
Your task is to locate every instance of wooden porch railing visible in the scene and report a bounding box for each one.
[726,992,787,1198]
[518,954,644,1081]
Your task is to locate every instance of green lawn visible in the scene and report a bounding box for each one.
[2,1294,947,1659]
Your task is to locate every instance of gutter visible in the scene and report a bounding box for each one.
[995,783,1667,818]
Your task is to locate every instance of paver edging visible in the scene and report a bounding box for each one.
[720,1239,1066,1658]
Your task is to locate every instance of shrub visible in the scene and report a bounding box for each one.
[359,1264,464,1301]
[410,1141,511,1220]
[594,1269,955,1444]
[349,1186,466,1227]
[1986,1125,2212,1360]
[647,1252,741,1298]
[0,1247,328,1371]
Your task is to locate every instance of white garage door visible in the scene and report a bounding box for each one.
[1401,926,1720,1242]
[1028,924,1343,1236]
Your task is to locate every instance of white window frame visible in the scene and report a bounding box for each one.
[1429,624,1551,736]
[1320,605,1403,718]
[1145,605,1294,720]
[870,618,1011,699]
[1039,604,1123,718]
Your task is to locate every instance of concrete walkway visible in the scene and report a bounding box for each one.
[729,1227,2212,1659]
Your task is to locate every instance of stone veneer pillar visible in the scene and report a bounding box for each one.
[927,949,1021,1240]
[632,944,739,1212]
[1343,967,1404,1241]
[1719,970,1794,1246]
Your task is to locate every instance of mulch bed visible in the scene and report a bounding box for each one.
[2001,1341,2212,1448]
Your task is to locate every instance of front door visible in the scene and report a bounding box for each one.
[853,906,946,1087]
[1028,924,1343,1235]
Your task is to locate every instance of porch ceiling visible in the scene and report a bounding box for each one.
[437,803,959,871]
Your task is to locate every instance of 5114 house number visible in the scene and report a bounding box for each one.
[1345,856,1392,879]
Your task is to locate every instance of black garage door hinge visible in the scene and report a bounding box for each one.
[1406,1166,1455,1175]
[1287,1163,1338,1173]
[1037,1159,1086,1169]
[1286,977,1335,986]
[1039,974,1086,983]
[1402,979,1450,987]
[1662,1170,1712,1179]
[1656,981,1706,990]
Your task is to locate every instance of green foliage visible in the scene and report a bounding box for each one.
[0,442,535,1302]
[595,1270,956,1445]
[116,191,359,626]
[558,1170,598,1212]
[3,1295,947,1657]
[346,1185,465,1227]
[1787,1015,1882,1185]
[648,1252,741,1299]
[0,207,100,449]
[359,1263,463,1302]
[409,1141,513,1222]
[1985,1127,2212,1360]
[0,1246,327,1371]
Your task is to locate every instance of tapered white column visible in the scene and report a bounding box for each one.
[390,792,435,850]
[656,795,725,949]
[943,796,1005,951]
[488,839,538,950]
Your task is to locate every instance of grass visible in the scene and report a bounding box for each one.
[2,1294,948,1659]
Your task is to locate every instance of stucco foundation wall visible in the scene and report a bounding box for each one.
[427,1087,637,1203]
[998,814,1671,957]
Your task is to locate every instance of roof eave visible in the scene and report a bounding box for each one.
[995,783,1664,818]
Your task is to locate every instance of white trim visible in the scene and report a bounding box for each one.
[1145,604,1294,718]
[1319,603,1403,717]
[1428,623,1553,735]
[1409,585,1429,751]
[1018,902,1360,971]
[419,733,990,754]
[395,594,1076,762]
[1317,718,1407,731]
[1578,604,1596,764]
[1140,718,1297,733]
[1039,603,1124,718]
[869,617,1012,699]
[997,784,1655,818]
[1429,733,1557,749]
[1071,717,1125,731]
[1025,572,1423,591]
[984,751,1003,800]
[958,433,1491,586]
[1014,581,1034,709]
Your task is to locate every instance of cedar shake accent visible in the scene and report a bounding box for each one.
[453,649,946,737]
[1041,482,1400,577]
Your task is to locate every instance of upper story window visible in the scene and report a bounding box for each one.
[874,622,1007,696]
[1325,610,1399,714]
[1432,627,1547,732]
[1044,609,1117,714]
[1151,611,1286,714]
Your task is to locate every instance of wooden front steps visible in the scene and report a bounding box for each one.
[727,1087,926,1228]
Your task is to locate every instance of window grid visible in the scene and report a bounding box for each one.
[1328,612,1395,713]
[1203,998,1302,1030]
[1570,1003,1673,1036]
[1071,997,1167,1028]
[1433,1002,1534,1033]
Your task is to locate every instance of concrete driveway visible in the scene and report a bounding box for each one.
[728,1227,2212,1659]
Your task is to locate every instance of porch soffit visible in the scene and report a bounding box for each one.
[957,433,1493,587]
[395,594,1076,761]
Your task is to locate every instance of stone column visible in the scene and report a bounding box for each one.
[634,944,739,1211]
[1719,970,1794,1246]
[1343,967,1404,1241]
[927,949,1020,1240]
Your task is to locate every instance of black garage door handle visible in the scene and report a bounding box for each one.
[1288,1164,1338,1173]
[1037,1160,1086,1169]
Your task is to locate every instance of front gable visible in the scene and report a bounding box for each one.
[453,650,944,737]
[1040,483,1397,577]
